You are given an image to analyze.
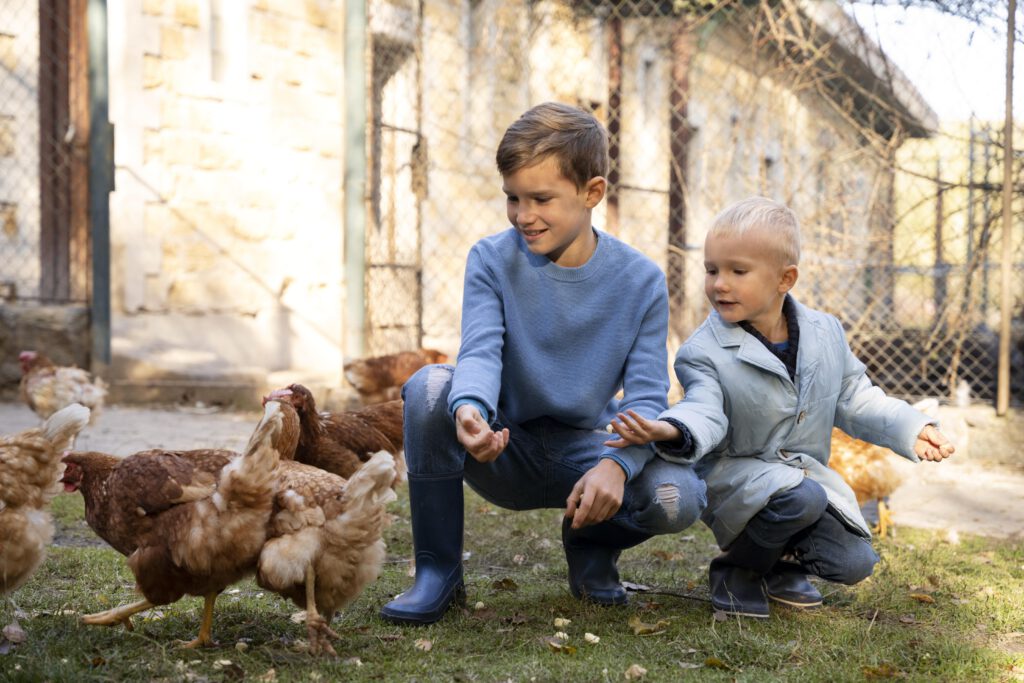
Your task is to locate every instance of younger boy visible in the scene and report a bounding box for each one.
[608,196,954,618]
[379,102,706,625]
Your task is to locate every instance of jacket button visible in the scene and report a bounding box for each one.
[797,410,807,424]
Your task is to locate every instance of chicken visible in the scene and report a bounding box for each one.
[19,350,107,424]
[268,384,405,485]
[258,398,397,656]
[343,348,448,405]
[828,399,939,537]
[1,404,91,600]
[59,401,290,647]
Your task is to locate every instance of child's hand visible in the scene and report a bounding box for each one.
[914,424,955,462]
[455,404,510,463]
[564,459,626,529]
[604,410,681,448]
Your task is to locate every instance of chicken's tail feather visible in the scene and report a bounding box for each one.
[342,451,398,509]
[218,401,283,508]
[42,403,90,451]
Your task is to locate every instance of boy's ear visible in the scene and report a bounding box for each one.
[779,264,799,293]
[583,176,607,208]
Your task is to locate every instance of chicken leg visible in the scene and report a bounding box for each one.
[178,593,218,649]
[81,599,154,631]
[304,565,339,657]
[875,499,893,538]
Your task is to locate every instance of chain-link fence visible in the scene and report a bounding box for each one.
[0,0,90,305]
[363,0,1023,404]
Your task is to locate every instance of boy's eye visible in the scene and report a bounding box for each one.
[535,197,550,204]
[705,268,717,275]
[506,196,518,204]
[734,270,747,275]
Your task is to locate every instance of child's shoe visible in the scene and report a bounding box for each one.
[763,561,822,608]
[709,558,770,618]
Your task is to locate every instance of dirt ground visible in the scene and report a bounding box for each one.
[2,400,1022,539]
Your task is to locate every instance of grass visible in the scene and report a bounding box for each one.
[2,491,1022,682]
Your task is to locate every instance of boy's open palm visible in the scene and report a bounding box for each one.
[455,404,510,463]
[605,410,680,448]
[914,424,955,462]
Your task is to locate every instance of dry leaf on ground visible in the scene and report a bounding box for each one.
[628,614,669,635]
[624,663,647,679]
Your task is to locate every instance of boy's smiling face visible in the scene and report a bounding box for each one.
[704,227,797,337]
[502,155,605,267]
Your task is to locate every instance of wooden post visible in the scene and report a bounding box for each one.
[668,19,695,339]
[606,15,623,235]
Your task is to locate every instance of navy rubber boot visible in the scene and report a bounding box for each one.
[708,532,782,619]
[562,518,651,606]
[763,561,822,608]
[380,473,466,625]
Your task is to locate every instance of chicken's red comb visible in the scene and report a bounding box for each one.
[19,350,37,361]
[267,388,293,400]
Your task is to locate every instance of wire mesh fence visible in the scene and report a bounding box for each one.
[363,0,1023,404]
[0,0,90,305]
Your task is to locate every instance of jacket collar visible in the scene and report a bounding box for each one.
[706,296,822,388]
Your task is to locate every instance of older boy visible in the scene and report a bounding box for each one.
[380,102,706,625]
[608,196,954,618]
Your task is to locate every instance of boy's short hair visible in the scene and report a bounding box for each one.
[496,102,609,189]
[710,196,801,266]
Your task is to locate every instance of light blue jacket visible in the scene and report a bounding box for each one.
[658,298,934,548]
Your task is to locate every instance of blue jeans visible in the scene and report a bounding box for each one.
[402,365,706,536]
[745,478,879,585]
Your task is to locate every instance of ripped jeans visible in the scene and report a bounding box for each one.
[401,364,706,536]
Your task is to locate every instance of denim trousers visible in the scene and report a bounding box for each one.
[745,478,880,584]
[402,364,707,536]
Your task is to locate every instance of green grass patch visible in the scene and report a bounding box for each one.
[2,489,1022,682]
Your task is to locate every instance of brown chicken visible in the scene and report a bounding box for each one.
[19,351,107,424]
[59,401,289,647]
[258,399,397,656]
[1,404,91,600]
[268,384,406,484]
[828,399,940,537]
[343,348,448,405]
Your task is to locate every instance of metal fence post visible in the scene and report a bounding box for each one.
[88,0,113,369]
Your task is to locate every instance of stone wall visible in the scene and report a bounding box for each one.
[105,0,348,405]
[0,304,90,400]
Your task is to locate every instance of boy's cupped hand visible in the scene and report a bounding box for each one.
[914,424,955,462]
[455,404,510,463]
[565,459,626,529]
[605,410,681,448]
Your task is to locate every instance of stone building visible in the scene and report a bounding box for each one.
[1,0,935,406]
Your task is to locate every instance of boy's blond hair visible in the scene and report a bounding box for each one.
[710,196,801,266]
[496,102,608,189]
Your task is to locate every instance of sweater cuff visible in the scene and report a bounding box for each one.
[655,418,695,460]
[451,398,491,424]
[601,444,655,483]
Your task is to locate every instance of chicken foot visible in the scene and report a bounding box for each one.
[304,565,339,657]
[81,599,154,631]
[177,592,218,649]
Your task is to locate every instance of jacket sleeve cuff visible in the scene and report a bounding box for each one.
[654,418,695,460]
[601,444,655,483]
[450,398,491,424]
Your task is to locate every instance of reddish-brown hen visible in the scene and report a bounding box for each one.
[258,399,397,656]
[19,351,107,423]
[343,348,448,405]
[268,384,405,484]
[1,404,90,598]
[60,401,290,647]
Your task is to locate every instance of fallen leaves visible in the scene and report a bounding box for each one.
[628,615,669,636]
[909,593,935,604]
[540,635,577,655]
[414,638,433,652]
[491,578,518,591]
[624,663,647,679]
[862,663,905,679]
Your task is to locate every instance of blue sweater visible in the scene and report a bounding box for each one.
[448,227,670,481]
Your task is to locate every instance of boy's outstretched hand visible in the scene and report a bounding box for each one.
[565,459,626,529]
[455,404,510,463]
[604,409,680,448]
[914,424,955,462]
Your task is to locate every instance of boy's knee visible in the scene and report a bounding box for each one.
[771,478,829,528]
[640,476,706,535]
[402,364,455,415]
